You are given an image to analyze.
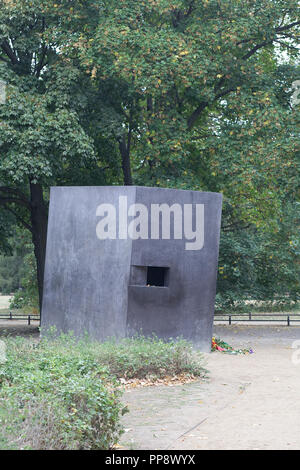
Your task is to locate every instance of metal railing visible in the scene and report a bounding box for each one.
[214,312,300,326]
[0,312,40,325]
[1,311,300,327]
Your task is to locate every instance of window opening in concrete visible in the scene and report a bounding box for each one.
[147,266,169,287]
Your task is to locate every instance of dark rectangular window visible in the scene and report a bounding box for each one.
[147,266,169,287]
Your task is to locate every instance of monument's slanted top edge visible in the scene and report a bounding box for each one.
[50,185,223,198]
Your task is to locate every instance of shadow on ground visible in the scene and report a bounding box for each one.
[0,320,40,338]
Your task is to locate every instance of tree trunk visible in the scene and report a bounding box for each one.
[29,182,48,315]
[119,134,133,186]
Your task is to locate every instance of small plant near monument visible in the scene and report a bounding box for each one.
[0,333,206,449]
[0,335,126,450]
[95,335,206,382]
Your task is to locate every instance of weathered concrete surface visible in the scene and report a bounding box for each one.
[42,186,222,351]
[42,186,135,341]
[127,187,222,351]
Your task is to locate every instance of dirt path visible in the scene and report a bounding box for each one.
[120,325,300,450]
[0,320,40,338]
[0,296,11,309]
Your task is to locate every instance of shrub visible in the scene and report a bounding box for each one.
[0,333,206,449]
[94,335,206,380]
[0,335,127,450]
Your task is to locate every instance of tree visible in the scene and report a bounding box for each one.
[0,227,35,300]
[0,0,299,311]
[0,0,108,310]
[78,0,299,305]
[77,0,299,184]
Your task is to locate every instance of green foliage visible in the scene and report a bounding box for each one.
[0,0,299,307]
[0,255,21,294]
[79,0,299,183]
[0,335,127,450]
[0,228,39,307]
[88,335,206,380]
[9,249,39,310]
[0,333,206,449]
[77,0,300,306]
[0,0,119,189]
[0,229,29,295]
[217,202,300,310]
[0,211,15,255]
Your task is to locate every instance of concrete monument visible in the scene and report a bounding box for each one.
[42,186,222,352]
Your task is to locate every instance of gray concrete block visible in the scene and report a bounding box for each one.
[42,186,222,352]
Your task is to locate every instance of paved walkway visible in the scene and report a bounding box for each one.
[0,296,11,309]
[120,325,300,450]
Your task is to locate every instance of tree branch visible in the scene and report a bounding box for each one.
[187,101,209,130]
[275,21,300,33]
[187,39,270,129]
[242,41,269,60]
[35,45,47,77]
[0,40,19,65]
[274,40,299,51]
[0,187,31,209]
[0,196,31,210]
[1,204,32,232]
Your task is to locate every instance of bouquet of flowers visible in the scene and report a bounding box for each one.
[212,337,253,355]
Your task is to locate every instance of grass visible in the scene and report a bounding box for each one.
[88,335,206,380]
[0,333,206,450]
[0,308,39,315]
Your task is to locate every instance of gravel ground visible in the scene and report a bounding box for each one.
[120,325,300,450]
[0,320,40,338]
[1,320,299,450]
